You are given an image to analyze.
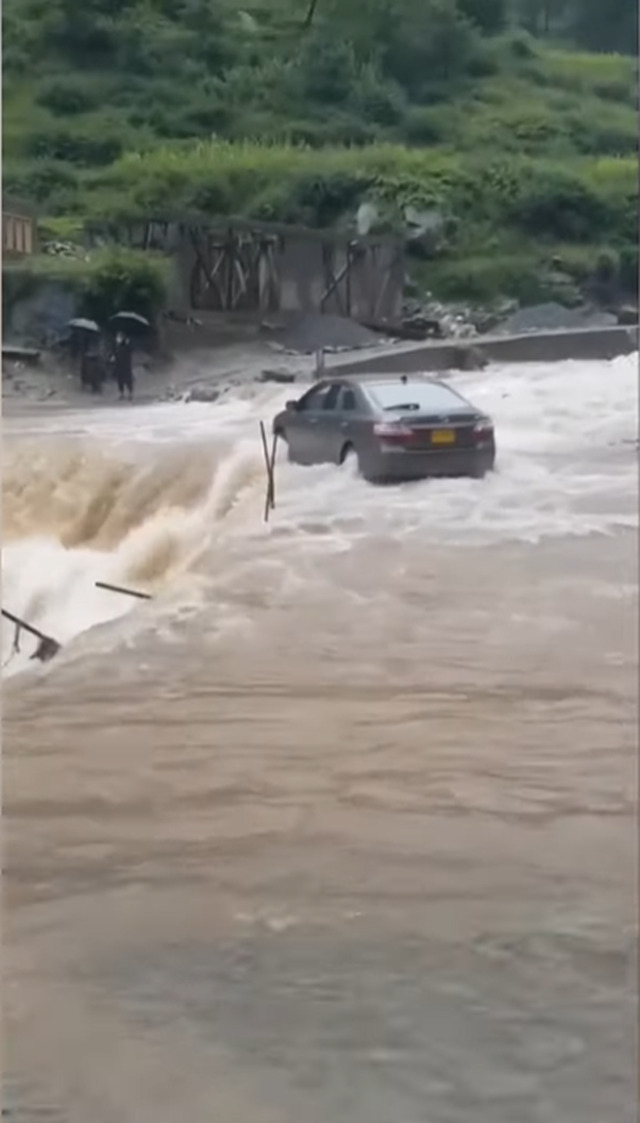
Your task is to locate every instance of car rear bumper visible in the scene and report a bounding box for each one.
[363,445,495,482]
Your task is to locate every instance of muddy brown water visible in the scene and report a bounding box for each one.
[3,357,637,1122]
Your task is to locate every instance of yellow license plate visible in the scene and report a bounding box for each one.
[431,429,455,445]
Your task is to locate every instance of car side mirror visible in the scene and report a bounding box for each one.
[285,399,298,411]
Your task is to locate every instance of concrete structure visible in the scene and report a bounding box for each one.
[3,198,37,257]
[86,218,404,324]
[332,324,639,376]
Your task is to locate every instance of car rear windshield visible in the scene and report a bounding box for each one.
[369,381,466,413]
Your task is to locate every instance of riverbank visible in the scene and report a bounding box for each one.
[4,319,638,418]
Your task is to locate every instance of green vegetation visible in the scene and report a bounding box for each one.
[3,0,638,306]
[2,249,168,325]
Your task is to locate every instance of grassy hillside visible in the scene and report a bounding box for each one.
[3,0,638,306]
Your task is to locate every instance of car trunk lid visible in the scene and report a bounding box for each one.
[376,410,481,449]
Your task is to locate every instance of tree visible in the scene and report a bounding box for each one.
[517,0,569,37]
[297,28,358,101]
[381,0,477,90]
[457,0,506,34]
[516,0,637,50]
[314,0,479,89]
[303,0,320,27]
[569,0,638,53]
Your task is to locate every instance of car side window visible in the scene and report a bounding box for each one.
[322,384,342,411]
[298,384,330,412]
[340,387,357,411]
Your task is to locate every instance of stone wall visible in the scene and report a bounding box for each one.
[333,325,639,376]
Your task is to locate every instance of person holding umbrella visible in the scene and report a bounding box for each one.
[109,311,151,401]
[111,311,151,336]
[112,332,134,399]
[67,318,105,393]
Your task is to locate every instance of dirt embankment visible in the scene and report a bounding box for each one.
[3,309,637,414]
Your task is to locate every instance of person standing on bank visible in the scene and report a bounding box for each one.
[80,341,105,393]
[113,333,134,400]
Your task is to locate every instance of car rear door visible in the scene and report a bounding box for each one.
[288,382,334,464]
[311,382,347,462]
[316,383,364,462]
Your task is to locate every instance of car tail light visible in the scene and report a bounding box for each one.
[373,420,414,443]
[472,418,493,441]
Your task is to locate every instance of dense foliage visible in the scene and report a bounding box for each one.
[2,249,169,326]
[3,0,638,304]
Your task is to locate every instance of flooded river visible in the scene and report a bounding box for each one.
[3,356,637,1122]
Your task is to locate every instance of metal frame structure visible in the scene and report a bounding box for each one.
[86,217,404,323]
[3,197,37,257]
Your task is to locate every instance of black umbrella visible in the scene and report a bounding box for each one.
[110,311,151,334]
[67,317,100,333]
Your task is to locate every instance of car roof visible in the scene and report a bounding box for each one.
[360,377,445,390]
[344,375,465,397]
[326,374,438,385]
[296,376,477,414]
[313,375,467,399]
[343,375,473,409]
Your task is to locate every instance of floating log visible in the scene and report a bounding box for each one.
[95,581,152,600]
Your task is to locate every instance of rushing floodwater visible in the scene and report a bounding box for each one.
[3,356,638,1123]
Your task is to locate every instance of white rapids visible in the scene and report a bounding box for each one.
[3,355,637,674]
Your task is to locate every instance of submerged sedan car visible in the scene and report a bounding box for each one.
[272,375,496,483]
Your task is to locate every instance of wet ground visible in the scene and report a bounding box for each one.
[3,356,637,1122]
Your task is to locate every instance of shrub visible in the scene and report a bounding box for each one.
[253,170,374,227]
[353,68,406,126]
[456,0,506,36]
[3,158,79,204]
[26,125,124,167]
[3,248,169,328]
[538,49,637,100]
[566,104,638,156]
[46,10,118,66]
[595,79,635,103]
[402,107,449,145]
[594,249,619,283]
[508,171,610,241]
[505,31,537,59]
[80,248,168,323]
[381,0,477,92]
[466,47,500,78]
[297,31,358,104]
[254,115,380,148]
[36,77,100,116]
[618,245,638,294]
[188,177,237,216]
[424,254,549,303]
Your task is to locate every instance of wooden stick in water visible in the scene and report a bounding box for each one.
[259,421,276,523]
[268,431,278,508]
[2,607,51,642]
[1,608,61,662]
[95,581,152,600]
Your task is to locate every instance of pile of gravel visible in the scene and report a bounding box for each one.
[265,313,381,354]
[497,302,617,336]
